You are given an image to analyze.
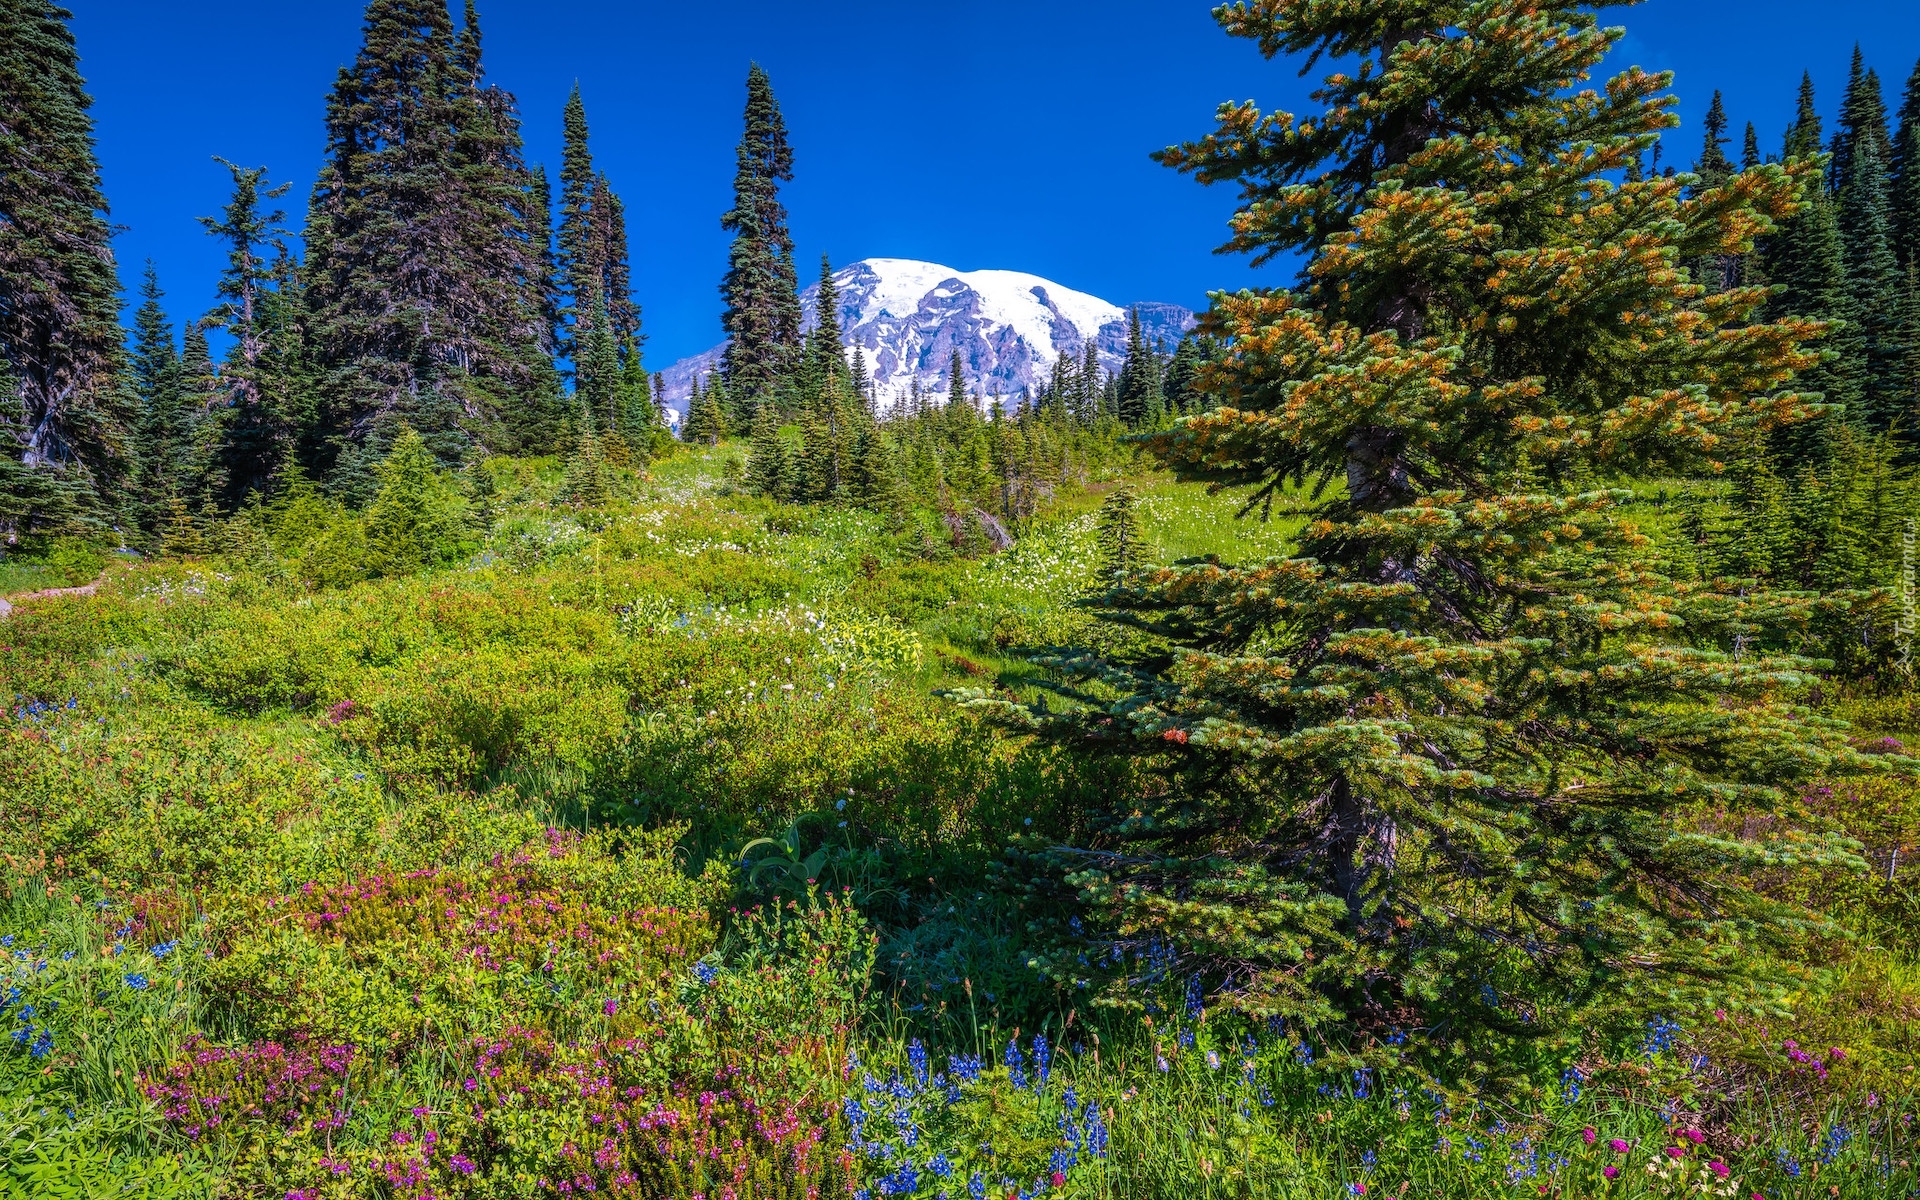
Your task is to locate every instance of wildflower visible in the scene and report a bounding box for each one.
[603,998,618,1016]
[1609,1140,1630,1154]
[1679,1129,1705,1145]
[1205,1051,1221,1070]
[123,972,149,990]
[1603,1166,1619,1180]
[150,940,178,958]
[1582,1128,1597,1145]
[692,961,719,985]
[1348,1186,1367,1197]
[1709,1161,1730,1178]
[1665,1146,1686,1159]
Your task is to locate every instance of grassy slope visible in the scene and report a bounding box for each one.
[0,447,1914,1199]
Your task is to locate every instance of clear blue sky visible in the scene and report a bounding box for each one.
[71,0,1920,368]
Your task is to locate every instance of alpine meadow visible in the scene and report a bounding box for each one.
[7,0,1920,1197]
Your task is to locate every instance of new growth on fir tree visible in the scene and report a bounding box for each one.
[952,0,1900,1058]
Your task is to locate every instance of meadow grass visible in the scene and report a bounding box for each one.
[0,444,1914,1198]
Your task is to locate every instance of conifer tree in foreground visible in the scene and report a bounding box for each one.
[719,64,802,403]
[956,0,1890,1055]
[0,0,132,534]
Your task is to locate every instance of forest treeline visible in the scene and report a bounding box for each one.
[0,0,1187,558]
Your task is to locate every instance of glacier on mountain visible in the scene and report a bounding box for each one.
[658,258,1193,417]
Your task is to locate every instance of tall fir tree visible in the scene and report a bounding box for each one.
[1688,91,1739,294]
[304,0,554,493]
[954,0,1878,1052]
[128,261,183,534]
[1764,73,1859,432]
[200,159,308,503]
[1893,57,1920,273]
[719,64,801,402]
[1836,124,1907,430]
[0,0,134,536]
[1116,307,1164,425]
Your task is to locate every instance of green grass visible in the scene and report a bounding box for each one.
[1,442,1914,1199]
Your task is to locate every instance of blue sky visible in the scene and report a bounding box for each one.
[72,0,1920,368]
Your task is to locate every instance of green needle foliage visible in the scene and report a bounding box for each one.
[953,0,1905,1065]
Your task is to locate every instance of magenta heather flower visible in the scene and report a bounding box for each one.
[1709,1161,1730,1178]
[1609,1139,1630,1154]
[1666,1146,1686,1159]
[604,998,618,1016]
[1679,1128,1705,1145]
[1582,1128,1596,1145]
[1603,1166,1619,1179]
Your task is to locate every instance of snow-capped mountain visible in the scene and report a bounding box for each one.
[659,258,1194,417]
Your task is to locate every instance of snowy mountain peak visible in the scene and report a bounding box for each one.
[660,258,1194,415]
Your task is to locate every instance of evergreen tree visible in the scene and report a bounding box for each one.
[1116,308,1163,425]
[719,64,801,400]
[745,404,788,498]
[363,425,474,576]
[201,159,307,503]
[809,255,844,390]
[1093,485,1140,581]
[1688,91,1739,294]
[1894,57,1920,273]
[128,261,183,534]
[1079,338,1103,423]
[1836,128,1907,429]
[1742,121,1762,171]
[560,397,609,507]
[0,0,133,535]
[554,88,641,368]
[955,1,1874,1050]
[304,0,553,491]
[850,422,906,520]
[1765,75,1859,430]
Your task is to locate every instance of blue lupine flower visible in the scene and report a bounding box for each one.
[1032,1033,1050,1086]
[949,1053,982,1084]
[907,1038,929,1088]
[1560,1065,1583,1104]
[28,1029,52,1058]
[123,973,150,990]
[0,936,11,948]
[1352,1068,1373,1099]
[1184,974,1204,1019]
[1641,1016,1682,1057]
[1178,1026,1195,1049]
[150,940,178,959]
[928,1153,953,1179]
[968,1173,986,1200]
[1294,1041,1314,1066]
[1817,1125,1852,1165]
[1003,1038,1026,1090]
[691,961,719,985]
[1775,1148,1802,1178]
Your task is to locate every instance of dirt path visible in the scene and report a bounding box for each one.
[0,576,104,619]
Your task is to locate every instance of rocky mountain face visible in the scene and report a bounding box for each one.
[660,258,1194,417]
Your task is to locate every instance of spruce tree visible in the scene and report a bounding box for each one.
[1116,307,1163,425]
[955,1,1881,1053]
[128,261,183,534]
[1093,485,1141,581]
[1836,129,1906,429]
[0,0,132,534]
[745,405,788,498]
[719,64,802,400]
[305,0,552,490]
[1688,91,1738,294]
[809,255,845,390]
[1764,75,1859,432]
[1895,57,1920,272]
[364,425,474,575]
[201,159,305,503]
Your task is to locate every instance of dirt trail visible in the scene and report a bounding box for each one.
[0,576,105,619]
